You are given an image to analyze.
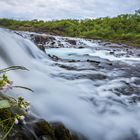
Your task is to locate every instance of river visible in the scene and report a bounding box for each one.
[0,28,140,140]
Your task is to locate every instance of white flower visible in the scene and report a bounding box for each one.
[20,115,25,120]
[27,105,31,109]
[2,82,13,92]
[27,110,31,115]
[14,119,19,124]
[27,101,30,104]
[21,105,25,109]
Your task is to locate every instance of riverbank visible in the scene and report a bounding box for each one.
[0,10,140,47]
[1,25,140,48]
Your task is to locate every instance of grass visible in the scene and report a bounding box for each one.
[0,10,140,47]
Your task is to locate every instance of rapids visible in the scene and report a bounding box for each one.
[0,28,140,140]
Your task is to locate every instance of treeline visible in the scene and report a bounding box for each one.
[0,10,140,46]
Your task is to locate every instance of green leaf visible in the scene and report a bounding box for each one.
[13,86,34,92]
[0,100,11,109]
[0,66,29,74]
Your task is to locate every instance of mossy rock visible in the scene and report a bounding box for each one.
[51,122,73,140]
[7,119,74,140]
[31,119,57,140]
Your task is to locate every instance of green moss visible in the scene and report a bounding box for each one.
[0,109,11,120]
[35,120,56,140]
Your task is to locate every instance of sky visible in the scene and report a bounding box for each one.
[0,0,139,20]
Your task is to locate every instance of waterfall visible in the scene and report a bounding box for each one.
[0,28,140,140]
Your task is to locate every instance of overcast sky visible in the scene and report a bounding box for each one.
[0,0,139,20]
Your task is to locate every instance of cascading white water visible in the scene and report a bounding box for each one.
[0,28,140,140]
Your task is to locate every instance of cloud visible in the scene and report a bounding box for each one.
[0,0,139,20]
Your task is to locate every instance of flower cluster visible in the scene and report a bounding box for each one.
[14,115,25,125]
[13,97,31,125]
[0,73,31,126]
[0,66,31,139]
[18,97,31,114]
[0,74,13,92]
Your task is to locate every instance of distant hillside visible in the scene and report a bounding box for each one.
[0,10,140,47]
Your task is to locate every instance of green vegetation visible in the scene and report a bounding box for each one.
[0,10,140,46]
[0,66,30,140]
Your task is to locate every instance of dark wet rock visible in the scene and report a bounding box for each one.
[3,116,75,140]
[104,61,129,71]
[129,96,140,103]
[86,74,107,80]
[48,54,61,62]
[55,62,98,71]
[30,34,79,49]
[66,39,76,45]
[51,122,88,140]
[51,42,55,45]
[33,35,46,45]
[115,83,140,96]
[31,120,57,140]
[87,59,100,64]
[71,132,88,140]
[30,34,56,50]
[53,73,107,81]
[102,42,112,46]
[78,46,85,49]
[68,60,81,63]
[109,51,115,55]
[55,63,77,70]
[7,119,74,140]
[51,122,72,140]
[38,44,46,52]
[107,61,113,66]
[32,35,55,45]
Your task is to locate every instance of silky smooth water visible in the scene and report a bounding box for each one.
[0,28,140,140]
